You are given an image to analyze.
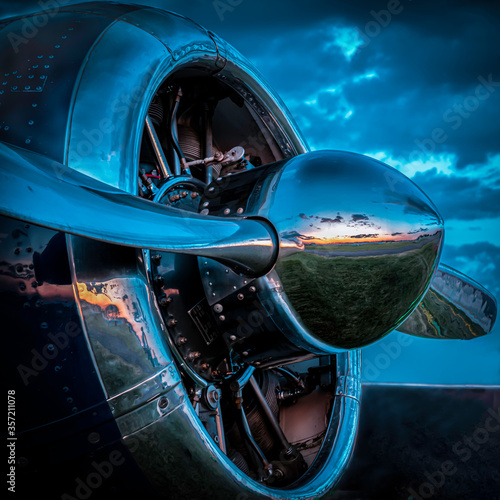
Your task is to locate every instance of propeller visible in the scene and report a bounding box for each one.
[0,142,279,277]
[0,142,496,351]
[398,263,497,339]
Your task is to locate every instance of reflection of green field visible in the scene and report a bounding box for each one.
[399,288,486,340]
[275,242,438,348]
[305,240,422,252]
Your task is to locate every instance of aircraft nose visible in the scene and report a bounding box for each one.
[266,150,444,349]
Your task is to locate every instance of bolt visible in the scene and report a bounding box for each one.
[213,303,223,313]
[159,296,172,307]
[151,253,162,264]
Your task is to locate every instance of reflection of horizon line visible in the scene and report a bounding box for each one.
[303,231,442,246]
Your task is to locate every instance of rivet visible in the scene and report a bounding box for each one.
[167,318,177,327]
[219,315,225,321]
[229,335,237,341]
[242,351,249,356]
[237,208,244,214]
[237,293,244,301]
[249,286,256,293]
[201,208,209,215]
[178,336,187,345]
[224,208,230,215]
[191,192,199,199]
[88,432,100,444]
[202,201,209,207]
[189,351,201,360]
[208,186,215,192]
[213,304,223,313]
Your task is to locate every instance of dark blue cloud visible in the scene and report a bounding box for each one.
[412,168,500,221]
[441,242,500,298]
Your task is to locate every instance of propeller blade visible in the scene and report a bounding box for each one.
[0,142,278,276]
[398,264,497,339]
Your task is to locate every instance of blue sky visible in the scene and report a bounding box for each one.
[3,0,499,383]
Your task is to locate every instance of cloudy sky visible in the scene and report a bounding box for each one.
[3,0,499,383]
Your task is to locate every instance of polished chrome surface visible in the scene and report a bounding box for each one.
[0,142,278,277]
[399,263,497,339]
[261,150,444,350]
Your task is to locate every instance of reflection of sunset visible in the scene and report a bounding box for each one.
[76,282,128,320]
[291,211,441,246]
[301,232,436,246]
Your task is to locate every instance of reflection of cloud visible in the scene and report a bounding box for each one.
[352,213,369,221]
[408,227,428,234]
[350,233,379,239]
[320,215,344,223]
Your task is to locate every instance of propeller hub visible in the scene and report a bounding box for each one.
[263,150,444,350]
